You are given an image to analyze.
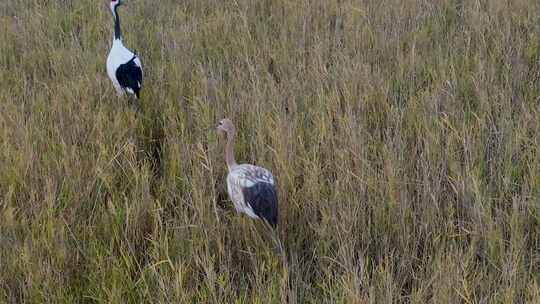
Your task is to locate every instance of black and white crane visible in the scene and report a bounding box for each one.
[106,0,143,99]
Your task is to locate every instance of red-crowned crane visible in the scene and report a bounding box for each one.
[217,119,279,227]
[106,0,143,99]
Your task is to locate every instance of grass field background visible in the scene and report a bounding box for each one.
[1,0,540,302]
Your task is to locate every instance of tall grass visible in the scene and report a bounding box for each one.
[1,0,539,302]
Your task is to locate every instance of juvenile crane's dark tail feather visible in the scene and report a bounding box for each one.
[242,182,278,228]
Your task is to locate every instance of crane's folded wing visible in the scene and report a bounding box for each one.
[241,182,278,227]
[116,56,143,97]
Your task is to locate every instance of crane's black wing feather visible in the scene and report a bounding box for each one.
[116,56,142,98]
[242,182,278,227]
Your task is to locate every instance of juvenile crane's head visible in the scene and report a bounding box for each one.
[217,118,235,136]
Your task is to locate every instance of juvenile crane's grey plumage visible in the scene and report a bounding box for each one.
[106,0,143,98]
[218,119,278,227]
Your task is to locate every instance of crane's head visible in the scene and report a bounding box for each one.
[217,118,235,135]
[110,0,123,12]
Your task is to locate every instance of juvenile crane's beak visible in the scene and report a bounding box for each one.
[216,122,224,133]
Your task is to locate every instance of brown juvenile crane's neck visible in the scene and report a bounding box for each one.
[225,129,237,170]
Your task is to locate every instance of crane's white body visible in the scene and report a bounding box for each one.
[106,39,142,96]
[226,164,275,219]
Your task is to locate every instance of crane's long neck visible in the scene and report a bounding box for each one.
[113,5,122,40]
[225,130,237,170]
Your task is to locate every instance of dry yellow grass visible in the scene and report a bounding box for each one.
[1,0,539,303]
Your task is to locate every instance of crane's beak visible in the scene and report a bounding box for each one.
[217,124,227,134]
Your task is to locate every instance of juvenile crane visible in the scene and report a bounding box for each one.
[217,119,279,227]
[106,0,143,99]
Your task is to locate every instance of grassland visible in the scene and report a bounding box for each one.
[1,0,540,302]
